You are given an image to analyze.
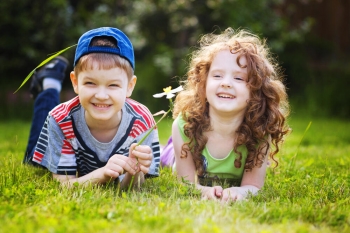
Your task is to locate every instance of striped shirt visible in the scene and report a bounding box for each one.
[33,96,160,178]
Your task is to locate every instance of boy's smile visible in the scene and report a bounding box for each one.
[70,66,136,129]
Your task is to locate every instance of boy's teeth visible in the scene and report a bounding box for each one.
[95,104,109,107]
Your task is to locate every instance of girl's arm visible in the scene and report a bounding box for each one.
[220,139,270,202]
[172,118,222,200]
[172,117,197,183]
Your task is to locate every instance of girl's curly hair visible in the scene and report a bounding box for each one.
[173,28,290,175]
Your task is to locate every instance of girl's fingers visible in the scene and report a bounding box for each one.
[235,194,245,201]
[220,189,245,203]
[214,186,223,197]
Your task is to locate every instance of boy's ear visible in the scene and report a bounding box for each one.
[70,71,79,94]
[126,75,137,97]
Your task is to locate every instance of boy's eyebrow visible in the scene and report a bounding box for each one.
[81,74,121,79]
[81,75,125,83]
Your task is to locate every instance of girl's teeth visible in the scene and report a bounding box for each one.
[218,94,232,98]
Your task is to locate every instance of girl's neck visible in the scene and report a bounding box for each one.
[208,111,244,136]
[205,111,245,159]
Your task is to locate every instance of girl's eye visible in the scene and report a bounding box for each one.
[85,82,95,85]
[234,77,244,81]
[214,75,222,78]
[110,84,119,87]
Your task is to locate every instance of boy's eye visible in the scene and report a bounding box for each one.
[110,84,119,87]
[85,82,95,85]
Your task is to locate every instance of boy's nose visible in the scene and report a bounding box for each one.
[95,88,109,99]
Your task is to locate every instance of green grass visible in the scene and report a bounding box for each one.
[0,115,349,233]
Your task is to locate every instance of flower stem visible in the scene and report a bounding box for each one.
[127,108,171,192]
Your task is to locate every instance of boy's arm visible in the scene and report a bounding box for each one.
[53,142,153,188]
[53,153,140,187]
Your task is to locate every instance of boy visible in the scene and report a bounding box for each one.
[24,27,160,188]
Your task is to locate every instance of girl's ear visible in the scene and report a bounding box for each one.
[126,75,137,97]
[70,71,79,94]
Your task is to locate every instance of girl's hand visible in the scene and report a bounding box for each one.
[103,154,139,179]
[201,186,223,201]
[129,143,153,174]
[220,187,247,203]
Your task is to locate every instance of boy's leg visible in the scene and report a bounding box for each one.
[23,56,69,165]
[24,89,60,165]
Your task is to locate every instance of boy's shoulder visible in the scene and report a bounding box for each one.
[125,98,155,127]
[49,96,81,123]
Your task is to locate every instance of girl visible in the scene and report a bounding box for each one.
[171,28,290,202]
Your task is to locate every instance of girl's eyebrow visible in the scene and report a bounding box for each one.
[209,68,248,75]
[234,71,248,75]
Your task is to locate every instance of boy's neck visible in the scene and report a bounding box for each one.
[85,110,122,143]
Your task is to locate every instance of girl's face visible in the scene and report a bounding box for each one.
[205,49,250,118]
[70,66,136,128]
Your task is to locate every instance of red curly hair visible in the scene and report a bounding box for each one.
[173,28,290,175]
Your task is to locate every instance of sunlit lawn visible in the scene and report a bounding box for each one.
[0,113,349,233]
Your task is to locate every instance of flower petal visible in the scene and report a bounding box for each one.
[170,85,183,94]
[153,92,167,98]
[166,93,175,99]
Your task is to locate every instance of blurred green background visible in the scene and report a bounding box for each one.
[1,0,349,120]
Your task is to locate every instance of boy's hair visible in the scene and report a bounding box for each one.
[173,28,290,175]
[73,27,134,79]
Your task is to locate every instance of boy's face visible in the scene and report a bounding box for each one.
[70,66,136,127]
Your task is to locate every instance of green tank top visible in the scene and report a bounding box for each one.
[177,115,247,187]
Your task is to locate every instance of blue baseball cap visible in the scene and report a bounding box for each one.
[73,27,135,69]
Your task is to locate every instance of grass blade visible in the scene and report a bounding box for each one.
[13,44,77,94]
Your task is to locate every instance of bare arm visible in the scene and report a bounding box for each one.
[172,118,197,183]
[53,143,153,188]
[172,118,222,200]
[220,138,270,202]
[173,117,269,202]
[52,153,139,187]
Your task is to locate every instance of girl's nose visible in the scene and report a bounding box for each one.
[221,77,232,88]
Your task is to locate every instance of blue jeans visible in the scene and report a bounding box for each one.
[24,88,59,165]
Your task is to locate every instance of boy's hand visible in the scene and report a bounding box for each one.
[201,186,223,201]
[103,154,139,179]
[129,143,153,174]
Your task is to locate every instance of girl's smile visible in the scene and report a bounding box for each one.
[217,92,235,99]
[206,49,250,117]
